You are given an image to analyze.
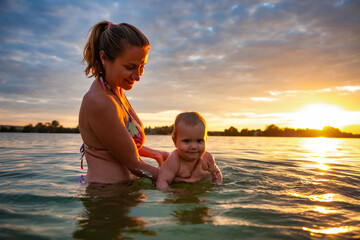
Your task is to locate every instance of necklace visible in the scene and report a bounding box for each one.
[99,76,131,115]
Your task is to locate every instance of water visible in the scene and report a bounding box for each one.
[0,133,359,239]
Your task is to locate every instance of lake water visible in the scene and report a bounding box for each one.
[0,133,359,239]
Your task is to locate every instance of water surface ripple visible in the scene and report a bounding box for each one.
[0,133,359,239]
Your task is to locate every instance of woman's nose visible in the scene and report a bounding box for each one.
[131,70,140,81]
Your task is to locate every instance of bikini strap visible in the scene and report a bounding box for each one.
[99,76,107,90]
[80,143,85,169]
[80,142,108,169]
[99,76,132,118]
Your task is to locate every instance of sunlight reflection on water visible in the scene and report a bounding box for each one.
[300,137,343,169]
[293,137,359,238]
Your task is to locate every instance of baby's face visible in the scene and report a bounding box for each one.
[174,122,206,162]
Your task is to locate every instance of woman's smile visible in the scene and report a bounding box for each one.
[125,78,135,85]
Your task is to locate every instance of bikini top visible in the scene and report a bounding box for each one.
[79,77,145,169]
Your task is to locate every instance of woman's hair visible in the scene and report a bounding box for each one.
[172,112,207,140]
[82,21,150,78]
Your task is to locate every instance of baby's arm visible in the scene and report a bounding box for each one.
[203,152,223,185]
[156,151,179,191]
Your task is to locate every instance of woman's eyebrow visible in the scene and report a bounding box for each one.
[126,61,147,66]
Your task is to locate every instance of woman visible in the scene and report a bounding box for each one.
[79,21,209,184]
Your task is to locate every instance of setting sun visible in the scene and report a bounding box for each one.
[290,103,354,130]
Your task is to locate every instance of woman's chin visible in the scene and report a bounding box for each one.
[123,85,134,91]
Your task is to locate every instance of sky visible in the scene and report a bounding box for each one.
[0,0,359,133]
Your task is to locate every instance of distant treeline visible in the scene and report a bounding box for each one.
[0,120,79,133]
[220,124,359,138]
[144,125,174,135]
[145,124,359,138]
[1,121,359,138]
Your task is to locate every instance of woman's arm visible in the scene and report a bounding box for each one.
[138,146,169,166]
[125,96,170,166]
[86,94,159,181]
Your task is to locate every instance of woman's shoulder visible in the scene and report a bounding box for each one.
[82,84,116,111]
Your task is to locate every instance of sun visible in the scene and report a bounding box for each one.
[290,103,353,130]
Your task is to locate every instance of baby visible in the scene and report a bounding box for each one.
[156,112,223,191]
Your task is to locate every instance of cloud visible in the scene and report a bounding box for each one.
[270,85,360,95]
[336,86,360,92]
[0,0,359,131]
[250,97,277,102]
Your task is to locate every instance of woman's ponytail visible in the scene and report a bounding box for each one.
[82,21,108,78]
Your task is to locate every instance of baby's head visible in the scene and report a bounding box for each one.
[172,112,208,161]
[172,112,207,141]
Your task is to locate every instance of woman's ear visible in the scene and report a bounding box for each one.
[99,50,107,65]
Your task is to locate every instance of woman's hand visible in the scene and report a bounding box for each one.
[138,146,169,166]
[152,150,169,166]
[173,159,211,183]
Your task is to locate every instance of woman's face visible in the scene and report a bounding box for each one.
[101,45,149,90]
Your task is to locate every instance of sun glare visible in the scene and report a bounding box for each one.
[302,226,350,234]
[290,103,353,130]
